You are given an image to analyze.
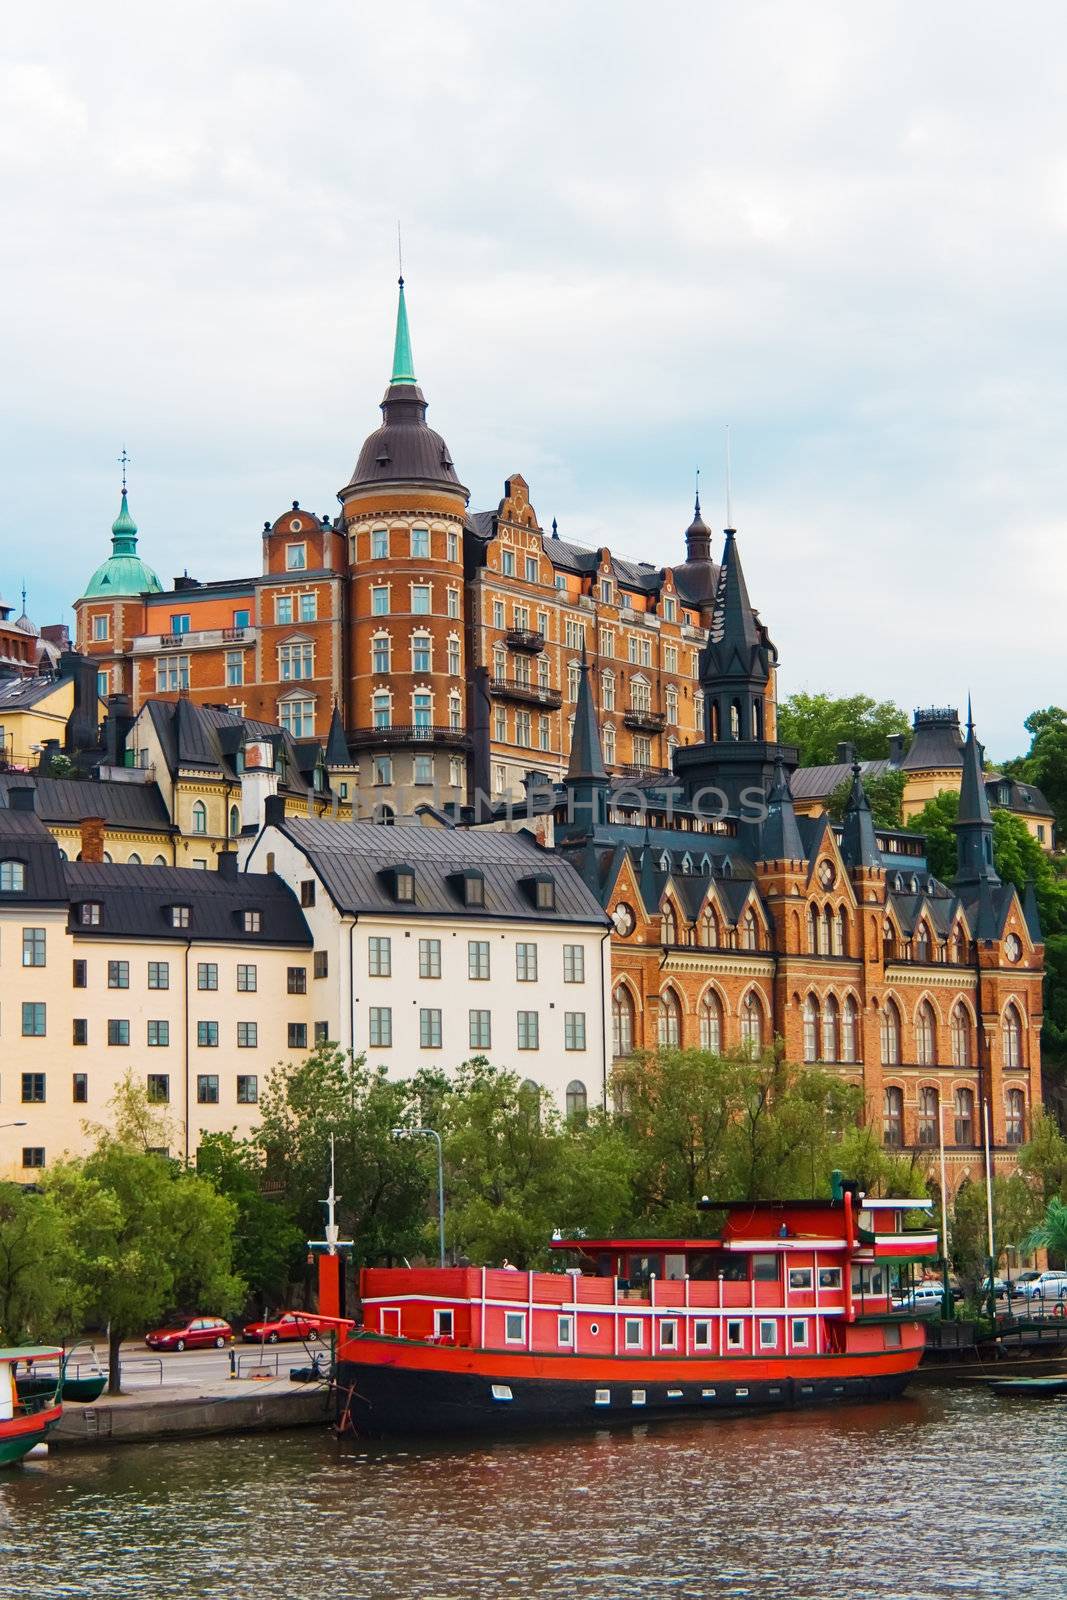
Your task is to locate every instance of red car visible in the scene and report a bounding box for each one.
[145,1316,235,1352]
[241,1312,321,1345]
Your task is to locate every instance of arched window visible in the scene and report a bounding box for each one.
[1005,1088,1025,1146]
[612,986,635,1058]
[803,996,820,1063]
[952,926,967,964]
[833,909,847,957]
[740,992,764,1053]
[883,1086,903,1148]
[819,906,832,956]
[741,909,758,951]
[880,1000,901,1065]
[808,905,819,954]
[951,1003,971,1067]
[915,922,930,962]
[372,691,392,728]
[603,722,616,762]
[841,996,859,1063]
[411,632,432,673]
[228,804,240,838]
[916,1000,937,1066]
[821,994,839,1063]
[658,988,681,1049]
[701,907,719,947]
[191,801,207,835]
[699,991,723,1053]
[954,1087,975,1146]
[917,1087,939,1147]
[729,698,741,739]
[153,854,167,867]
[1002,1004,1023,1070]
[661,903,677,945]
[566,1079,588,1120]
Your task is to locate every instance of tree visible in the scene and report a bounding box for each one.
[827,768,906,829]
[0,1185,81,1345]
[1018,1110,1067,1204]
[777,692,909,768]
[1023,1196,1067,1264]
[196,1134,305,1310]
[1001,706,1067,839]
[950,1174,1041,1284]
[904,789,958,881]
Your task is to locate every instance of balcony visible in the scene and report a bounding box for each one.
[615,762,672,781]
[505,628,545,653]
[489,676,562,709]
[623,708,667,733]
[132,626,258,655]
[681,623,708,642]
[348,724,471,751]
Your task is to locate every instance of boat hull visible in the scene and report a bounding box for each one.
[0,1404,62,1467]
[336,1340,920,1438]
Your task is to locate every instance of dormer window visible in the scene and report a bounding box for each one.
[286,543,307,571]
[0,860,26,891]
[534,876,555,911]
[395,867,416,904]
[243,910,261,933]
[171,905,190,929]
[79,901,102,926]
[461,871,485,908]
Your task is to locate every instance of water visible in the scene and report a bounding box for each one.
[0,1387,1063,1599]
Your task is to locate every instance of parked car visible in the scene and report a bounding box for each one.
[892,1283,944,1310]
[979,1276,1010,1300]
[1008,1270,1042,1297]
[241,1312,321,1345]
[1013,1271,1067,1303]
[145,1316,235,1352]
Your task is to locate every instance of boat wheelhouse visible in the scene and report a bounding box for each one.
[0,1347,64,1466]
[332,1188,939,1437]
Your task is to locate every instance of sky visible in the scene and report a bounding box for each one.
[2,1,1065,760]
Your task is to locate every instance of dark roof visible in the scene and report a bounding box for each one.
[325,704,350,767]
[901,709,964,772]
[64,862,311,945]
[144,700,316,795]
[343,384,467,497]
[0,810,68,904]
[0,774,170,832]
[789,759,892,801]
[986,775,1054,819]
[261,817,609,926]
[0,675,63,712]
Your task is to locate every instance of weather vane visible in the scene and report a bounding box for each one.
[118,446,130,494]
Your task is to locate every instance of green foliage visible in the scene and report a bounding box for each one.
[950,1174,1042,1280]
[904,789,959,881]
[777,692,910,768]
[826,768,906,829]
[1018,1110,1067,1203]
[0,1184,82,1344]
[196,1134,305,1308]
[1001,706,1067,838]
[1023,1196,1067,1262]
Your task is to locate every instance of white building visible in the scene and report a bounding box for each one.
[241,802,612,1110]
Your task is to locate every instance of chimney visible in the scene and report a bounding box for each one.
[80,816,106,863]
[103,693,134,766]
[835,741,857,765]
[61,651,102,755]
[241,740,280,831]
[264,794,287,827]
[887,733,907,766]
[216,850,239,881]
[9,786,36,813]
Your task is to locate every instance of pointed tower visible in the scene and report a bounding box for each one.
[840,762,881,870]
[560,645,608,834]
[80,488,163,601]
[677,490,718,608]
[954,700,999,888]
[759,754,804,861]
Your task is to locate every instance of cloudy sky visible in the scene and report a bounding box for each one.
[3,2,1064,758]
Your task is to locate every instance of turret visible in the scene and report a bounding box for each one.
[560,646,608,835]
[954,699,999,889]
[840,762,881,871]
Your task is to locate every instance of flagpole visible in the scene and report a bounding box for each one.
[938,1096,954,1319]
[982,1097,997,1327]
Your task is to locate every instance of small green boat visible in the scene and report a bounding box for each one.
[987,1376,1067,1398]
[17,1372,106,1404]
[0,1347,64,1467]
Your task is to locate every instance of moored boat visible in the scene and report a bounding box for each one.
[987,1376,1067,1398]
[330,1186,940,1438]
[0,1347,64,1466]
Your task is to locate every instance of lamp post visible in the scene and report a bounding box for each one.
[392,1127,445,1268]
[0,1122,27,1128]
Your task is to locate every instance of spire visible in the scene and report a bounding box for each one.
[565,642,608,786]
[759,754,804,862]
[954,700,999,887]
[684,481,713,566]
[709,527,762,656]
[1023,878,1043,943]
[840,762,880,870]
[390,276,417,386]
[325,703,351,768]
[110,488,139,557]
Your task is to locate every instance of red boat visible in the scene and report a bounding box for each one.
[330,1186,939,1437]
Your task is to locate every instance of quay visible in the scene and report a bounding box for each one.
[51,1370,330,1451]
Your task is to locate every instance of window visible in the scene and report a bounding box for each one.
[519,554,537,584]
[516,943,537,982]
[147,1020,169,1047]
[517,1011,539,1050]
[280,696,315,737]
[0,860,26,891]
[411,584,431,615]
[468,940,490,980]
[658,987,681,1048]
[22,1004,46,1038]
[557,1314,574,1347]
[818,1266,842,1290]
[565,1079,587,1119]
[612,985,635,1058]
[726,1320,744,1350]
[1005,1088,1025,1145]
[237,1075,258,1105]
[275,595,294,624]
[314,1021,330,1044]
[236,963,257,993]
[287,966,307,995]
[420,1009,442,1048]
[314,950,328,979]
[565,619,585,650]
[93,614,109,640]
[445,586,461,622]
[279,641,314,681]
[225,651,244,686]
[301,880,316,907]
[369,1007,392,1047]
[504,1311,525,1344]
[954,1087,975,1145]
[238,1022,258,1048]
[287,1023,307,1049]
[190,800,208,835]
[156,654,190,692]
[469,1009,491,1049]
[197,962,218,991]
[73,1018,88,1045]
[698,990,723,1053]
[759,1320,778,1349]
[883,1086,903,1148]
[107,1019,130,1046]
[408,524,430,559]
[791,1319,809,1347]
[171,905,190,929]
[563,945,585,983]
[371,634,391,674]
[624,1319,643,1350]
[197,1075,220,1105]
[951,1003,971,1066]
[564,1013,586,1050]
[418,939,441,979]
[535,878,555,911]
[1002,1004,1023,1069]
[915,999,937,1065]
[821,994,839,1063]
[665,685,679,723]
[22,1149,45,1170]
[803,996,819,1063]
[788,1267,813,1291]
[286,542,306,571]
[658,1319,678,1351]
[752,1253,778,1283]
[516,710,532,747]
[493,707,507,742]
[880,1000,901,1065]
[228,805,240,837]
[741,992,763,1052]
[21,1071,45,1102]
[143,960,169,991]
[147,1074,170,1104]
[371,526,389,559]
[501,548,515,578]
[371,586,390,616]
[233,608,250,629]
[299,592,317,622]
[918,1086,939,1147]
[693,1320,712,1350]
[368,936,391,977]
[411,632,432,673]
[841,996,859,1063]
[197,1021,219,1048]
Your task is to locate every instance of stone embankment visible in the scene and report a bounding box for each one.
[51,1372,331,1450]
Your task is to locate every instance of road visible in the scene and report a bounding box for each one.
[61,1336,327,1391]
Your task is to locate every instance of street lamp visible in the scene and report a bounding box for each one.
[0,1122,27,1129]
[391,1127,445,1269]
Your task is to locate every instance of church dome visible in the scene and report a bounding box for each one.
[81,491,164,600]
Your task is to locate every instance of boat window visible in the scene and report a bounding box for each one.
[791,1319,809,1347]
[693,1320,712,1349]
[625,1253,660,1288]
[658,1320,678,1350]
[818,1266,842,1290]
[558,1315,574,1346]
[664,1252,687,1281]
[884,1325,902,1348]
[726,1319,744,1350]
[759,1319,778,1349]
[504,1312,526,1344]
[434,1309,454,1338]
[624,1318,643,1349]
[752,1254,778,1282]
[788,1267,813,1291]
[851,1265,886,1296]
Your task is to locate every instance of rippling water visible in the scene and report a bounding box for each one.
[1,1387,1063,1599]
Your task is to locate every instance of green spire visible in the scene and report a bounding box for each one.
[390,275,417,385]
[111,490,138,555]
